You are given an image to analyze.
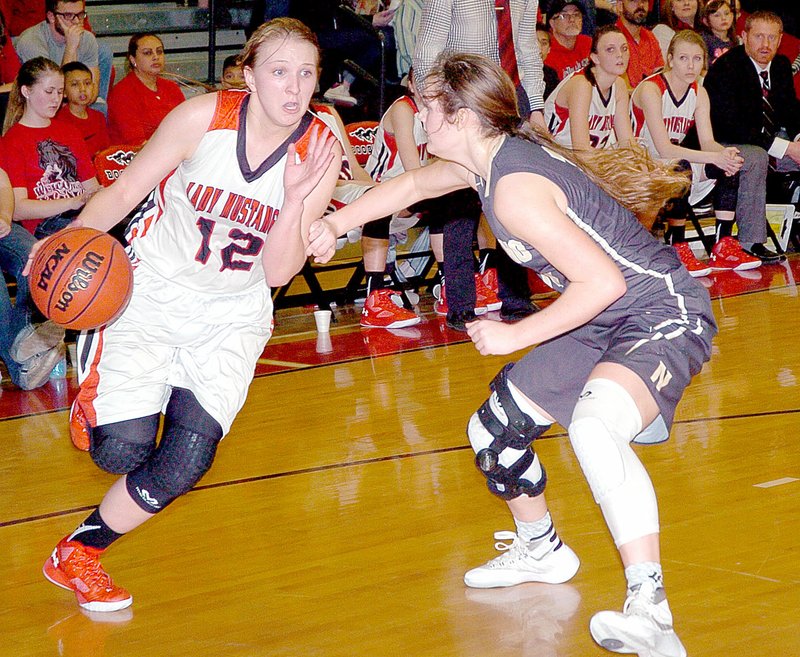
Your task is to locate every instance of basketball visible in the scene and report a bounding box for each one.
[29,227,134,330]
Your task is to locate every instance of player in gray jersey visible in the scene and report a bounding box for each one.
[309,53,715,657]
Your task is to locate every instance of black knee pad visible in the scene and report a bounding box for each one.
[126,389,223,513]
[90,415,160,474]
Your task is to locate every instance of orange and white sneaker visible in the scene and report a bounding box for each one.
[360,288,421,329]
[69,400,90,452]
[434,282,489,316]
[672,242,711,278]
[43,539,133,612]
[475,271,502,311]
[709,236,761,272]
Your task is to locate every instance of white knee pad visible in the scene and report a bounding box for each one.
[568,378,659,547]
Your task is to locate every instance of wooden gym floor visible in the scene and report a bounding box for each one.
[1,257,799,657]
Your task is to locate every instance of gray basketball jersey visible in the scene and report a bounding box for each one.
[476,136,716,341]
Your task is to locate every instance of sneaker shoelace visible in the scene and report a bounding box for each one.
[65,547,115,591]
[485,531,534,568]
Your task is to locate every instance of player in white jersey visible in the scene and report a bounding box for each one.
[545,25,633,150]
[630,30,764,276]
[35,18,341,613]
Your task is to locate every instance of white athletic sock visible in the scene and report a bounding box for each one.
[515,511,555,547]
[625,561,664,592]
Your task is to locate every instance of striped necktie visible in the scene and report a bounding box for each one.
[760,70,777,140]
[495,0,520,87]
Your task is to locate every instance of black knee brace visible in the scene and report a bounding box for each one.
[470,364,549,500]
[90,415,160,474]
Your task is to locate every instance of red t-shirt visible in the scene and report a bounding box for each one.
[545,34,592,81]
[0,35,20,85]
[0,121,96,232]
[107,72,185,146]
[56,105,111,157]
[616,19,664,88]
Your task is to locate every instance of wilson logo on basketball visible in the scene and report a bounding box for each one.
[35,243,72,292]
[54,252,107,312]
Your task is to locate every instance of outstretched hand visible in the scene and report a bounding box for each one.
[307,217,337,264]
[284,125,338,206]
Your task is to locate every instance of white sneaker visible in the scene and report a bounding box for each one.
[589,580,686,657]
[464,531,580,588]
[323,83,357,106]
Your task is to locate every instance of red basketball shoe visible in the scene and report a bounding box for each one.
[360,289,421,329]
[434,282,489,316]
[672,242,711,278]
[43,539,133,612]
[710,237,761,271]
[476,271,502,311]
[69,400,91,452]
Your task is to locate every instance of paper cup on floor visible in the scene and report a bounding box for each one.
[316,332,333,354]
[314,309,332,333]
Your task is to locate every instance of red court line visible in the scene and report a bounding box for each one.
[1,257,797,421]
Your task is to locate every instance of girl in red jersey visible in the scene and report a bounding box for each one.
[1,56,99,237]
[34,18,340,613]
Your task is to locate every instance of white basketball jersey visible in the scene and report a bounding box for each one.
[545,70,618,149]
[127,90,330,295]
[631,73,698,158]
[365,96,428,181]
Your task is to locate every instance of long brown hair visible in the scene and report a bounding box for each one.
[3,57,62,135]
[425,53,689,227]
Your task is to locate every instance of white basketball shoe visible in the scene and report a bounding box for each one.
[464,530,580,588]
[589,579,687,657]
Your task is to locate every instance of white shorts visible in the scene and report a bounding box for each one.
[688,162,716,206]
[75,263,273,436]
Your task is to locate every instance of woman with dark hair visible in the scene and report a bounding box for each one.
[106,33,185,145]
[309,51,713,657]
[0,56,99,238]
[544,24,633,150]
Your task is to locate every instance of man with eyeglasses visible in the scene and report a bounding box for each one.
[15,0,100,106]
[545,0,591,80]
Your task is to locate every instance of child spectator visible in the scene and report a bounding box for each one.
[701,0,737,66]
[1,57,99,237]
[56,60,109,156]
[220,54,245,89]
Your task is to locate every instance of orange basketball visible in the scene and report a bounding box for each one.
[29,227,134,330]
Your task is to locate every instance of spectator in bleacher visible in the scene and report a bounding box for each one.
[0,165,66,389]
[15,1,102,107]
[615,0,664,87]
[704,11,800,173]
[631,30,780,276]
[536,22,561,98]
[0,4,21,94]
[220,54,245,89]
[700,1,738,67]
[1,56,99,238]
[1,0,42,38]
[545,25,633,149]
[107,33,185,146]
[56,61,109,156]
[652,0,700,58]
[545,0,592,80]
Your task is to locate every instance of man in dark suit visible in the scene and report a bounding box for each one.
[704,10,797,260]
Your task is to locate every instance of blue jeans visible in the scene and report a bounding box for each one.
[0,223,37,386]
